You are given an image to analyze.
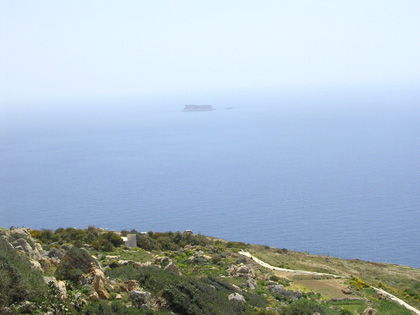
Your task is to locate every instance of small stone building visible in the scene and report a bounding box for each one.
[121,234,137,248]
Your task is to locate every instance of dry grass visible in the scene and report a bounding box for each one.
[292,278,355,300]
[248,244,420,308]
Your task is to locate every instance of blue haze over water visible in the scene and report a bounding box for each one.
[1,94,420,267]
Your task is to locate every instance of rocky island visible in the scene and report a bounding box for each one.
[1,226,420,314]
[182,105,214,112]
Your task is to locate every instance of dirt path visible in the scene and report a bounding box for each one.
[372,287,420,315]
[238,251,420,315]
[238,250,341,278]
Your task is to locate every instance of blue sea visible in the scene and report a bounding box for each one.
[1,93,419,267]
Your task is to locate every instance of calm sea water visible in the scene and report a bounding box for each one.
[1,98,419,267]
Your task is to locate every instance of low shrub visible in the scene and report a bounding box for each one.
[107,265,266,314]
[56,247,98,282]
[372,300,413,315]
[349,276,369,290]
[279,299,328,315]
[81,300,171,314]
[0,237,46,307]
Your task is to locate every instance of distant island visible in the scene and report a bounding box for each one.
[182,104,214,112]
[1,226,420,314]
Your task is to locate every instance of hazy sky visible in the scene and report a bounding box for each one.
[1,1,419,104]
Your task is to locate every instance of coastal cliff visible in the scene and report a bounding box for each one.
[1,226,419,314]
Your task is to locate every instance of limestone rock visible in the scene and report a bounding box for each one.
[43,276,57,285]
[342,287,353,294]
[236,257,247,264]
[48,247,64,259]
[164,262,182,276]
[124,280,140,291]
[9,229,42,259]
[88,291,100,302]
[269,284,287,295]
[34,242,43,253]
[246,277,257,290]
[9,228,32,238]
[227,263,255,278]
[227,264,237,276]
[363,308,378,315]
[228,293,246,303]
[30,259,42,271]
[90,268,109,299]
[237,264,250,274]
[268,284,302,300]
[12,238,33,256]
[57,281,68,299]
[129,290,153,307]
[130,261,151,268]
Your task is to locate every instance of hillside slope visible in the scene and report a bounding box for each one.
[1,226,419,314]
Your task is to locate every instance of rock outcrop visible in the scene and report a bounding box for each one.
[79,267,109,299]
[268,284,302,300]
[56,247,99,281]
[228,293,246,303]
[363,308,378,315]
[164,262,182,276]
[91,268,109,299]
[246,277,257,290]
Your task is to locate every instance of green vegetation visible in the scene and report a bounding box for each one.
[326,299,367,314]
[107,265,265,314]
[0,237,46,308]
[82,300,171,315]
[371,300,413,315]
[30,226,100,247]
[136,231,210,251]
[278,299,328,314]
[56,247,98,281]
[1,226,420,314]
[349,276,369,290]
[91,231,124,252]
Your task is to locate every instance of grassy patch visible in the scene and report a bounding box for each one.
[372,300,413,315]
[326,299,367,314]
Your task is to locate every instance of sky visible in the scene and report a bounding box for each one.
[0,1,419,106]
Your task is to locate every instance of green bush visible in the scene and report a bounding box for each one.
[31,226,101,247]
[403,288,420,300]
[135,231,210,252]
[211,254,223,264]
[56,247,98,281]
[0,237,46,307]
[226,241,247,249]
[107,265,265,314]
[81,300,171,314]
[91,231,123,252]
[349,276,369,290]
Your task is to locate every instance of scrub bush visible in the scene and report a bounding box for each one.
[0,237,46,307]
